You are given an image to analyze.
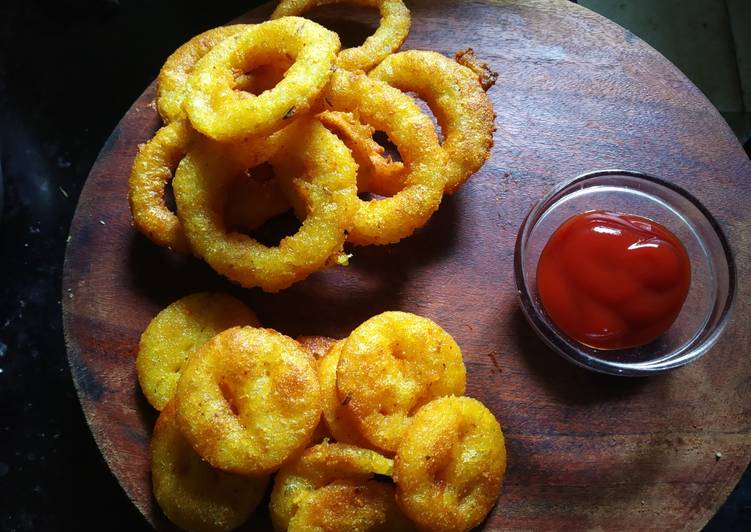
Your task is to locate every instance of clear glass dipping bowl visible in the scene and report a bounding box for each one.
[514,170,736,376]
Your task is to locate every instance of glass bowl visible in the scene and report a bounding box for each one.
[514,170,736,376]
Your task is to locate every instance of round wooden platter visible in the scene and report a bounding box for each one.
[63,0,751,529]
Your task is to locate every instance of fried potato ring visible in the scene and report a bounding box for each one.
[369,50,496,194]
[394,396,506,532]
[173,118,357,292]
[128,119,194,254]
[288,480,414,532]
[336,312,466,453]
[270,442,393,531]
[185,17,340,142]
[322,70,446,245]
[296,335,339,360]
[318,340,370,447]
[151,401,269,532]
[271,0,410,72]
[128,120,289,253]
[136,292,260,411]
[317,110,405,197]
[157,25,249,124]
[175,326,321,475]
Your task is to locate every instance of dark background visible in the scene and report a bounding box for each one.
[0,0,748,530]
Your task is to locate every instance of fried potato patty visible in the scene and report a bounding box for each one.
[337,311,466,453]
[136,292,259,411]
[151,401,269,532]
[176,326,321,474]
[394,396,506,532]
[269,442,393,531]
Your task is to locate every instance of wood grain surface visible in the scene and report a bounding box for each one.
[63,0,751,529]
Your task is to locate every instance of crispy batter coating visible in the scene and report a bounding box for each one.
[271,0,411,72]
[322,70,446,245]
[136,292,260,411]
[369,50,496,194]
[288,480,414,532]
[185,18,340,142]
[151,401,269,532]
[175,326,322,475]
[173,118,357,292]
[318,341,371,447]
[270,442,393,531]
[296,335,339,360]
[157,25,249,124]
[454,48,499,91]
[394,397,506,532]
[128,119,194,254]
[336,312,466,453]
[317,110,405,197]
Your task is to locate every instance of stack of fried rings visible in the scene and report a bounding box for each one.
[128,1,497,292]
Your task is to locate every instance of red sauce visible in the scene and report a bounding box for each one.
[537,211,691,350]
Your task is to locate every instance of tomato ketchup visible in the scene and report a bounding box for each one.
[537,211,691,350]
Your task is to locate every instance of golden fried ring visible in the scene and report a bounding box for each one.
[296,335,339,361]
[151,401,269,532]
[185,18,340,142]
[317,110,405,197]
[318,341,370,447]
[128,120,288,253]
[173,118,357,292]
[369,50,495,194]
[157,25,249,124]
[322,70,446,245]
[175,326,321,475]
[128,119,194,254]
[394,396,506,532]
[288,480,414,532]
[336,311,466,453]
[136,292,260,411]
[271,0,410,72]
[269,442,393,531]
[369,50,496,194]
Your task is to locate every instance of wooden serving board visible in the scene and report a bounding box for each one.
[63,0,751,529]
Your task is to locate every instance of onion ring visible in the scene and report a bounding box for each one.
[288,480,414,532]
[128,120,291,253]
[157,25,249,124]
[336,311,466,453]
[175,326,321,475]
[317,110,405,196]
[322,69,446,245]
[271,0,411,72]
[151,401,269,532]
[369,50,496,194]
[136,292,260,411]
[128,119,194,254]
[394,396,506,532]
[173,118,357,292]
[184,17,340,142]
[269,442,393,531]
